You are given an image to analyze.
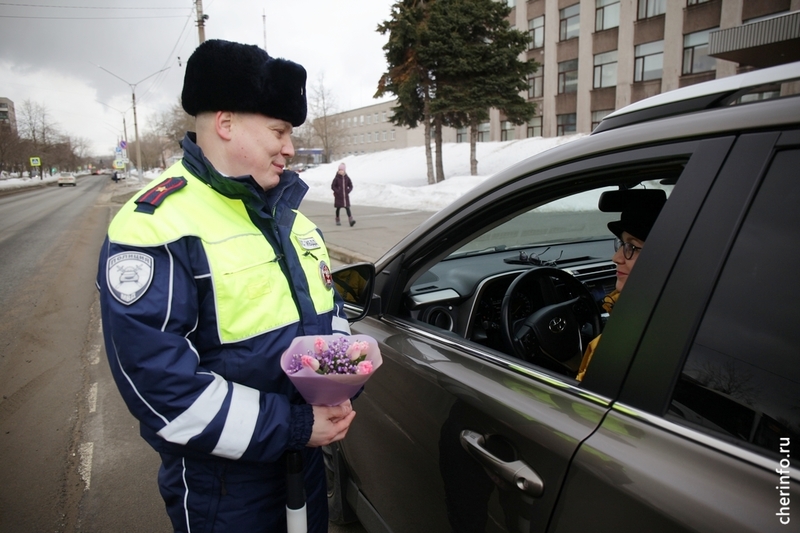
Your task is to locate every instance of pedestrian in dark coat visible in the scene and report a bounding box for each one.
[331,163,355,226]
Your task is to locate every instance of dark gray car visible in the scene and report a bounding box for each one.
[327,62,800,533]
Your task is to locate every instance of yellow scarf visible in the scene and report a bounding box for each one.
[575,290,619,382]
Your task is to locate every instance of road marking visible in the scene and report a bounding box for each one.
[88,382,97,413]
[87,343,101,365]
[78,442,94,491]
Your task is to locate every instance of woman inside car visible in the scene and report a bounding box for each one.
[576,190,666,381]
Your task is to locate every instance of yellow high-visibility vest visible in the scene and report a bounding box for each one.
[109,163,335,343]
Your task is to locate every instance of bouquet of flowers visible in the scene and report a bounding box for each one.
[281,334,382,406]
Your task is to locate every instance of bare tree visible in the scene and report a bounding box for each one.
[308,72,346,163]
[155,99,195,150]
[17,99,61,176]
[0,124,22,173]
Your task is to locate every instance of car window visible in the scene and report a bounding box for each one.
[668,148,800,456]
[449,181,672,255]
[404,170,677,379]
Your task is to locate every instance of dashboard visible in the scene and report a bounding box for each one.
[405,239,618,355]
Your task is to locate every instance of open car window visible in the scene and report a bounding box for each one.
[402,173,676,379]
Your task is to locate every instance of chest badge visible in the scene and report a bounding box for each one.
[298,236,321,250]
[319,260,333,290]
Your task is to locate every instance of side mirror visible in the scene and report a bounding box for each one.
[332,262,376,323]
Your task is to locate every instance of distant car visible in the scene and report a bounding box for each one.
[91,170,101,175]
[57,174,76,187]
[327,62,800,533]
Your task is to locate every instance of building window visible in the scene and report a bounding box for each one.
[638,0,665,19]
[687,0,710,4]
[506,0,515,6]
[501,121,516,141]
[595,0,620,31]
[359,134,364,143]
[634,40,664,82]
[558,59,579,94]
[556,113,577,136]
[591,109,612,130]
[683,28,717,75]
[528,69,544,98]
[477,122,490,142]
[528,16,544,49]
[360,115,364,125]
[559,4,580,41]
[593,50,618,88]
[527,116,542,137]
[382,131,387,141]
[456,128,468,143]
[391,129,396,141]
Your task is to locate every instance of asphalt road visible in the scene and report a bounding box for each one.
[0,176,369,532]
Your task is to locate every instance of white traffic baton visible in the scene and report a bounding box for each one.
[286,450,307,533]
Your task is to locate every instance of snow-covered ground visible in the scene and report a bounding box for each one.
[1,134,585,212]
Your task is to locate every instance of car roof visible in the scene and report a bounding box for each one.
[593,61,800,134]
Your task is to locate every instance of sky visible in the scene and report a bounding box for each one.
[1,134,587,211]
[0,0,397,157]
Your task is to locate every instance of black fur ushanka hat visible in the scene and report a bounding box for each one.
[181,39,307,127]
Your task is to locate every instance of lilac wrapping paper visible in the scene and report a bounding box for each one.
[281,334,382,406]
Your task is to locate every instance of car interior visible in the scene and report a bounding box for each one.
[398,160,684,378]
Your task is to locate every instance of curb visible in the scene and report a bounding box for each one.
[327,245,372,265]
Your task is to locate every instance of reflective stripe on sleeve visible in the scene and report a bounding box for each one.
[157,373,228,445]
[332,314,351,335]
[211,383,260,459]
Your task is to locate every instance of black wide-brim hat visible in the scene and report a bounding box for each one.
[599,189,667,242]
[181,39,307,127]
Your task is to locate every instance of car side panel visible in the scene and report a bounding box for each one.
[345,316,611,533]
[548,410,795,533]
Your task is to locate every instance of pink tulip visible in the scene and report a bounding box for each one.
[301,355,320,371]
[356,360,373,375]
[346,340,369,361]
[313,338,328,354]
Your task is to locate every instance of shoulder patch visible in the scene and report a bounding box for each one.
[135,177,187,214]
[106,252,154,305]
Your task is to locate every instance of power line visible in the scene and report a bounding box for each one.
[0,15,189,19]
[0,3,187,8]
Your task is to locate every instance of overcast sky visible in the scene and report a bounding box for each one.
[1,0,396,157]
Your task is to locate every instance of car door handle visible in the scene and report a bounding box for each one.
[460,429,544,497]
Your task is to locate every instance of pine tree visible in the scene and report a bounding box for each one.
[423,0,537,176]
[377,0,537,181]
[377,0,436,184]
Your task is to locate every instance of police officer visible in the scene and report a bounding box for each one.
[97,39,356,532]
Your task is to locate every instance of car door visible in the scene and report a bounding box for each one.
[341,137,735,533]
[549,131,800,532]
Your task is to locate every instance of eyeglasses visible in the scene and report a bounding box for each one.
[614,238,642,260]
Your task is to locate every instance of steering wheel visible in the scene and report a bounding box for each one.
[501,267,601,368]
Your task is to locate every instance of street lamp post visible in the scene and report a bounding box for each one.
[98,102,131,177]
[96,65,169,180]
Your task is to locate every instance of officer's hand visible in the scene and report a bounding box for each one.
[307,400,356,447]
